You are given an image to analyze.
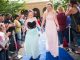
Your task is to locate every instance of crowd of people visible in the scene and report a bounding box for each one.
[0,0,80,60]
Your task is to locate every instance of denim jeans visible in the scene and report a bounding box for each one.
[58,29,69,45]
[0,50,6,60]
[15,31,21,45]
[76,35,80,46]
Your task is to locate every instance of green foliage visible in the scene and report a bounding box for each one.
[53,0,80,10]
[78,0,80,3]
[54,2,60,10]
[53,0,69,10]
[0,0,23,14]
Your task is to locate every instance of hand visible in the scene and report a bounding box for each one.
[5,44,9,50]
[3,47,7,50]
[9,24,13,27]
[0,45,7,50]
[4,47,8,50]
[57,26,60,31]
[12,23,15,27]
[2,46,7,50]
[41,28,44,33]
[6,32,11,37]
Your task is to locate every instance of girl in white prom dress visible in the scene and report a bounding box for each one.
[24,10,40,60]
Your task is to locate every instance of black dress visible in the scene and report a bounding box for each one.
[27,21,36,29]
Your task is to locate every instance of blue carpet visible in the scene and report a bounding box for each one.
[22,48,74,60]
[46,48,74,60]
[59,48,74,60]
[22,33,74,60]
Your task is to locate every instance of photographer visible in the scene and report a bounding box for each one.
[0,14,9,60]
[4,14,16,59]
[66,0,80,53]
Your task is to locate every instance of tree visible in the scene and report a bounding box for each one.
[0,0,23,14]
[53,0,80,10]
[53,0,69,10]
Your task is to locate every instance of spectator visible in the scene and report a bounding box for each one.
[57,6,68,47]
[19,14,25,25]
[0,23,9,60]
[4,14,16,59]
[66,0,80,53]
[19,14,25,41]
[14,14,22,49]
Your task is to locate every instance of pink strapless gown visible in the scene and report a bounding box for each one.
[45,13,59,57]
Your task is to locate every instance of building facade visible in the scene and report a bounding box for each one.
[23,1,50,16]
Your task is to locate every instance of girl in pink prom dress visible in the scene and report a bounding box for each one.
[45,11,59,57]
[41,2,59,58]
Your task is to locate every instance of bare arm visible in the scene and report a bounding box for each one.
[24,20,28,31]
[54,13,59,27]
[41,11,46,28]
[65,7,72,16]
[0,44,5,50]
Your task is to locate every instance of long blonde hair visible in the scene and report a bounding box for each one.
[46,2,55,13]
[46,2,53,8]
[57,6,65,13]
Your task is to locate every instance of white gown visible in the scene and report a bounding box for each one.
[24,17,40,59]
